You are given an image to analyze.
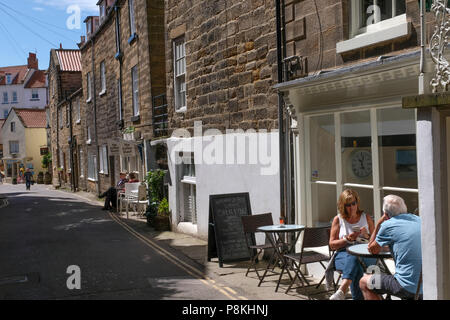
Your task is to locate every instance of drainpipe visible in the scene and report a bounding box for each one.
[69,98,75,192]
[275,0,286,222]
[419,0,426,94]
[91,38,101,195]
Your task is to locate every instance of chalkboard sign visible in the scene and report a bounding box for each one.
[208,193,253,267]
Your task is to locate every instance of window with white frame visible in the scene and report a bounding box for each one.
[9,141,19,154]
[100,61,106,94]
[173,37,186,111]
[128,0,136,36]
[180,153,197,224]
[3,109,8,118]
[87,126,92,143]
[305,106,418,227]
[99,145,109,174]
[131,65,139,116]
[79,147,85,178]
[31,89,39,100]
[10,122,15,132]
[12,91,17,103]
[87,72,92,102]
[59,149,64,168]
[349,0,406,38]
[3,92,8,104]
[99,2,106,22]
[76,98,81,123]
[6,74,12,84]
[88,152,98,181]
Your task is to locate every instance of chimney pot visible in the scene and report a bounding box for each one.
[27,52,38,70]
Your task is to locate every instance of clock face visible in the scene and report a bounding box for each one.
[351,150,372,178]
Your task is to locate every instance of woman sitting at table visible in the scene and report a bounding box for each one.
[328,189,376,300]
[127,172,139,183]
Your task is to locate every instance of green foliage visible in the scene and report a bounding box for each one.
[41,152,52,169]
[144,169,167,224]
[157,198,170,217]
[123,126,135,134]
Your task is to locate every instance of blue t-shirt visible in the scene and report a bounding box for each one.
[376,214,422,294]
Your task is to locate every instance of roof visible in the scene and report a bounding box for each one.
[55,49,82,72]
[24,70,46,88]
[13,108,47,128]
[0,65,28,85]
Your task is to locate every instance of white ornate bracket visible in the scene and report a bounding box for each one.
[430,0,450,92]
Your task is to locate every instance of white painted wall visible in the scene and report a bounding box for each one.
[1,110,26,159]
[166,131,280,241]
[0,84,46,119]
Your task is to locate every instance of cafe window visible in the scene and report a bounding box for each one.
[99,145,108,175]
[179,153,197,224]
[304,106,418,226]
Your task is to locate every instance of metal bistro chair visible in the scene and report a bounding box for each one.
[241,213,280,281]
[127,183,149,219]
[118,182,140,219]
[284,226,331,294]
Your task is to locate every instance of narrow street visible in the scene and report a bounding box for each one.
[0,184,249,300]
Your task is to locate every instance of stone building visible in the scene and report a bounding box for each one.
[47,48,83,188]
[162,0,282,239]
[79,0,166,195]
[275,1,449,299]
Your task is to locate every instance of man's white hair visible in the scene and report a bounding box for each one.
[383,195,408,218]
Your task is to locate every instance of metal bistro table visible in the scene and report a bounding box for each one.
[346,243,392,275]
[257,224,305,292]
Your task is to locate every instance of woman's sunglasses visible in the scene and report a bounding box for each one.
[345,201,357,208]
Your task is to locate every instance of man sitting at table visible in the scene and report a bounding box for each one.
[360,195,422,300]
[99,172,128,210]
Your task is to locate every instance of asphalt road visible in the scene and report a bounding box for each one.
[0,184,241,300]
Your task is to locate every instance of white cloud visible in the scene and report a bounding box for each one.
[33,0,98,13]
[32,7,45,12]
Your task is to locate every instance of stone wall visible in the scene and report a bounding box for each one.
[284,0,435,76]
[165,0,280,135]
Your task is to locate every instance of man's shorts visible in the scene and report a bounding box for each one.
[368,274,418,300]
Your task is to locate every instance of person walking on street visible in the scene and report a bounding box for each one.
[24,168,33,191]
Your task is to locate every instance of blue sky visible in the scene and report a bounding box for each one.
[0,0,98,70]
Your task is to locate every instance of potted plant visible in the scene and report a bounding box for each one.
[12,177,17,185]
[37,172,44,184]
[44,172,52,184]
[144,169,166,227]
[154,198,171,231]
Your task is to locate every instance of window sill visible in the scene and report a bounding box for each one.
[86,98,92,104]
[175,106,187,114]
[30,99,40,101]
[87,178,98,182]
[131,115,140,122]
[115,51,123,60]
[86,139,92,145]
[99,90,107,97]
[336,18,410,54]
[181,177,196,185]
[76,119,81,125]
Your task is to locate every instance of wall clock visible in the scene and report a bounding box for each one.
[351,150,372,178]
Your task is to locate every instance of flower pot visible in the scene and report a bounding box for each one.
[154,215,171,231]
[44,172,52,185]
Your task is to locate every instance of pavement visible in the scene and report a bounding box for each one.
[62,186,335,300]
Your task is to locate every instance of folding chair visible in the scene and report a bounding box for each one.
[284,226,331,294]
[127,184,149,218]
[241,213,279,281]
[119,182,140,219]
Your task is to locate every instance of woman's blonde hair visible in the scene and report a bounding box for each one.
[337,189,363,218]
